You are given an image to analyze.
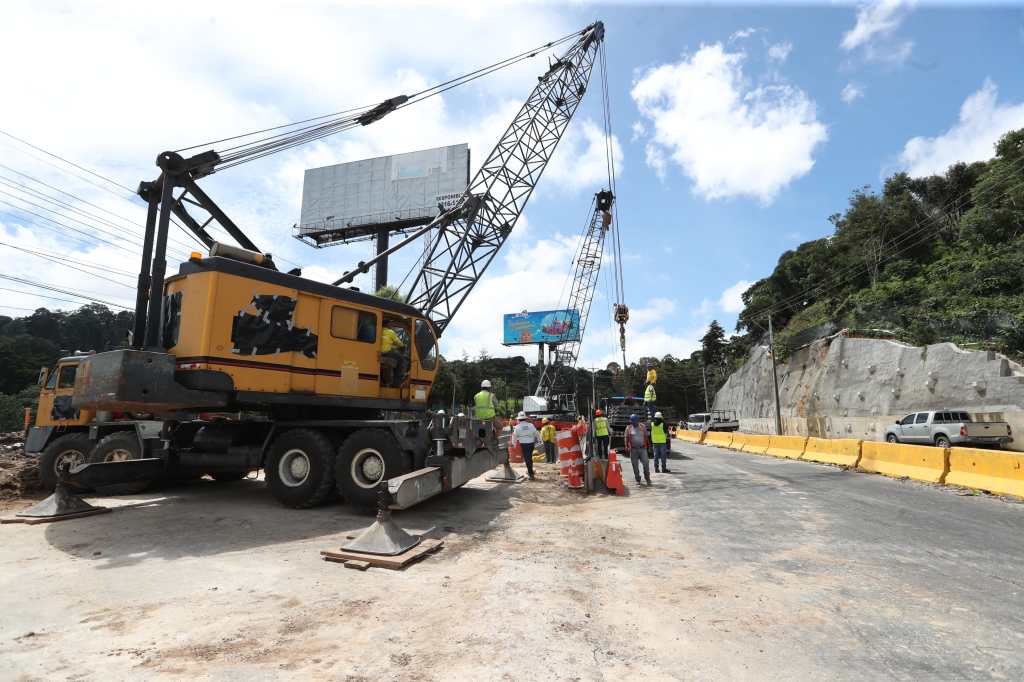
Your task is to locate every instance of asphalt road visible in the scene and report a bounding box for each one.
[666,438,1024,679]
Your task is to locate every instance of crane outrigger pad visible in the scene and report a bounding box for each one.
[340,505,429,556]
[486,461,526,483]
[5,483,110,524]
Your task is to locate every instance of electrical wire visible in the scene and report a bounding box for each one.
[0,242,136,288]
[0,273,132,310]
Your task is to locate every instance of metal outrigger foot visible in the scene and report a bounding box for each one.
[486,460,527,483]
[341,493,426,556]
[8,481,110,524]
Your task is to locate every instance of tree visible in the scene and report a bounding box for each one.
[374,285,407,302]
[700,320,727,373]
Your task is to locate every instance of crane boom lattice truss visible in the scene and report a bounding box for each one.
[404,23,605,333]
[535,190,613,395]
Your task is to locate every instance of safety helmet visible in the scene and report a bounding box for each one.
[654,411,663,418]
[436,409,446,415]
[517,411,527,420]
[542,417,550,424]
[481,379,492,388]
[630,414,639,423]
[594,409,602,416]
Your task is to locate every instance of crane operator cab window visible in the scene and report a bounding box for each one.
[380,316,411,388]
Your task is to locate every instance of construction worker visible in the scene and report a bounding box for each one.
[473,379,499,420]
[624,413,651,486]
[512,411,540,480]
[380,320,406,387]
[540,417,557,463]
[593,409,610,460]
[651,411,671,473]
[643,380,657,420]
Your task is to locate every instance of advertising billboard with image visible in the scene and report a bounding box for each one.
[502,309,581,345]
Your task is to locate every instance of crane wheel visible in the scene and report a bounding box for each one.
[38,432,92,490]
[88,431,150,495]
[335,429,408,509]
[265,429,336,508]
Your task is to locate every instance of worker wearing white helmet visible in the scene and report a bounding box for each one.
[651,410,671,474]
[473,379,499,420]
[512,411,541,480]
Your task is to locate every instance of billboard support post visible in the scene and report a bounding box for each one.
[375,228,389,292]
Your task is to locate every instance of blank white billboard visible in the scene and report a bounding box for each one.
[298,144,470,234]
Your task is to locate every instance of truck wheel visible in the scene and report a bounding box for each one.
[39,433,92,490]
[935,435,951,449]
[265,429,336,508]
[88,431,150,495]
[336,429,408,509]
[886,434,899,443]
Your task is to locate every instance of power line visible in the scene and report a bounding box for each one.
[0,242,136,288]
[0,273,132,310]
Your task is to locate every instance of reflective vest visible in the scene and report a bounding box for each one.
[540,424,556,442]
[381,327,403,353]
[593,416,609,437]
[474,390,496,419]
[644,383,657,402]
[651,421,667,444]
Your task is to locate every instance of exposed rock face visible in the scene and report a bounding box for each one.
[714,334,1024,449]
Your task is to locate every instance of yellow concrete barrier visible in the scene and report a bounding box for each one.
[801,437,862,467]
[727,433,749,450]
[737,433,771,454]
[675,429,700,443]
[764,435,808,459]
[946,447,1024,499]
[703,431,733,449]
[858,441,948,484]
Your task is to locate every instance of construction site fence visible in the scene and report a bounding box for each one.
[675,429,1024,500]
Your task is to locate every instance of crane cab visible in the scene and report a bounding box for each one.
[36,355,96,428]
[163,254,438,410]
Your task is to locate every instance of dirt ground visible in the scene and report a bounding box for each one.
[2,441,1022,680]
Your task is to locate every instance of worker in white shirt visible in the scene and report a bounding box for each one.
[512,411,541,480]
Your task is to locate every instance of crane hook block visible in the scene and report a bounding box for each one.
[357,95,410,126]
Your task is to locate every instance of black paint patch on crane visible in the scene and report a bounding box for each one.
[230,295,318,359]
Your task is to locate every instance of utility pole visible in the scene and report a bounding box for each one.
[768,313,783,435]
[701,362,709,412]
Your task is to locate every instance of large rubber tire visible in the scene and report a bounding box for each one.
[265,429,336,508]
[88,431,150,495]
[335,429,409,509]
[935,434,951,449]
[38,432,92,490]
[886,434,899,443]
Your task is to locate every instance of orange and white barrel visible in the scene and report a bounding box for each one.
[557,430,584,489]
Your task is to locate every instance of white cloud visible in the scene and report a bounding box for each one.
[718,280,753,314]
[841,0,915,65]
[841,0,912,51]
[729,27,761,42]
[767,41,793,63]
[631,43,827,203]
[841,82,865,104]
[898,79,1024,177]
[544,118,623,194]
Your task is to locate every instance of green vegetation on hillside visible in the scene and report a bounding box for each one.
[735,128,1024,362]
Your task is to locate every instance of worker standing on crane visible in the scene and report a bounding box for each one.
[474,380,500,421]
[643,380,657,420]
[593,409,610,460]
[380,320,406,387]
[540,417,557,463]
[651,411,671,473]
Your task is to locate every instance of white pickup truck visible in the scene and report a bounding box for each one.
[884,410,1012,449]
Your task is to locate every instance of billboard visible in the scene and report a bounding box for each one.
[297,143,470,243]
[503,309,581,345]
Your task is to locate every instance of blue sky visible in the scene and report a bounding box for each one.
[1,1,1023,367]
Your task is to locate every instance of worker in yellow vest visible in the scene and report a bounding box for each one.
[473,379,499,420]
[593,409,610,459]
[540,418,557,463]
[651,411,671,473]
[643,381,657,420]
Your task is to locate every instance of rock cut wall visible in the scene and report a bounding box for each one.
[713,335,1024,450]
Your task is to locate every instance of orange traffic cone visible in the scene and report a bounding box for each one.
[605,449,625,495]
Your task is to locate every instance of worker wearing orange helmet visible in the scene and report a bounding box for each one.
[593,408,610,460]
